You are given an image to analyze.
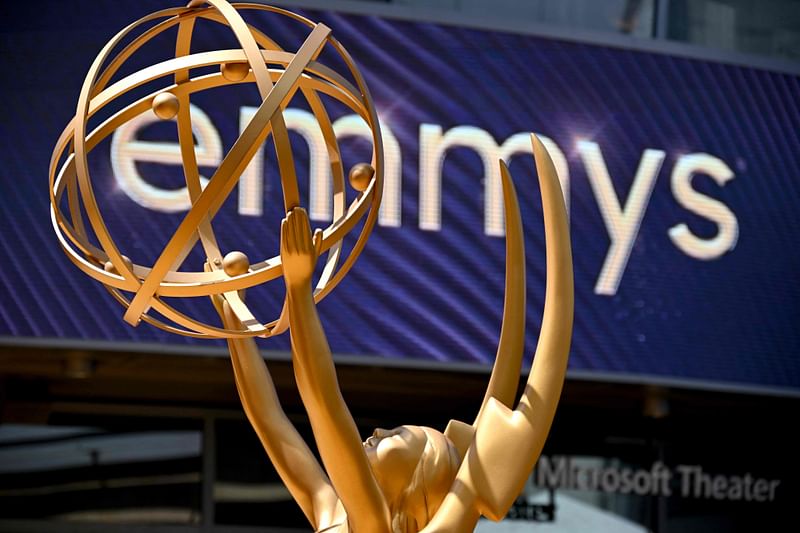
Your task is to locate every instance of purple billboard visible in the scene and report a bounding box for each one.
[1,1,799,394]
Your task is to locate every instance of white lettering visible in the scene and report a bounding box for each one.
[668,153,738,260]
[238,109,402,226]
[419,125,568,236]
[653,461,672,496]
[536,455,569,488]
[238,107,331,219]
[238,106,266,217]
[110,104,222,211]
[111,103,740,295]
[333,115,403,227]
[676,465,779,501]
[578,141,665,295]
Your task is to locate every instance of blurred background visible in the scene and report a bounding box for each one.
[1,0,798,531]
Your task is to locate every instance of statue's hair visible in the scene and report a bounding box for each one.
[392,426,460,533]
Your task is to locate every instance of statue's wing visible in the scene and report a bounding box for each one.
[474,152,528,422]
[430,134,574,531]
[443,150,527,459]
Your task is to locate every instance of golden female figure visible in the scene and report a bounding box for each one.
[218,135,573,533]
[221,206,461,532]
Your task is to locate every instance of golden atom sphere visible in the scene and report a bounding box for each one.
[349,162,375,192]
[151,91,180,120]
[49,0,384,339]
[221,61,250,82]
[222,251,251,278]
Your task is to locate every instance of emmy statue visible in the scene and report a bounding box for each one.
[49,2,573,531]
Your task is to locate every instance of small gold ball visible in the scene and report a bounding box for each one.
[348,163,375,192]
[221,62,250,82]
[152,92,179,120]
[222,251,250,277]
[104,255,133,275]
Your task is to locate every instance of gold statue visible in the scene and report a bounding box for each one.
[218,134,572,533]
[49,2,573,531]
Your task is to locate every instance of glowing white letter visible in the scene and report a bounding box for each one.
[578,141,665,295]
[419,125,568,236]
[111,104,221,212]
[238,107,329,219]
[668,153,738,260]
[333,115,403,227]
[238,109,401,226]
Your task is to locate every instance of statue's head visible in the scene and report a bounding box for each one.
[363,425,460,531]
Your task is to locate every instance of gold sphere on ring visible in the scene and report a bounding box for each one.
[104,255,134,275]
[49,3,384,339]
[221,62,250,82]
[349,163,375,192]
[151,91,180,120]
[222,251,251,277]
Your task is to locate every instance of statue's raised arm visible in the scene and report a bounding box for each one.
[216,301,342,530]
[279,208,464,533]
[280,207,392,533]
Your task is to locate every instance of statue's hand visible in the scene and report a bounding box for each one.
[281,207,323,290]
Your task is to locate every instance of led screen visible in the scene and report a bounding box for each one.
[1,1,798,393]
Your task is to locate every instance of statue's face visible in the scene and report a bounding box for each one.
[363,425,426,502]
